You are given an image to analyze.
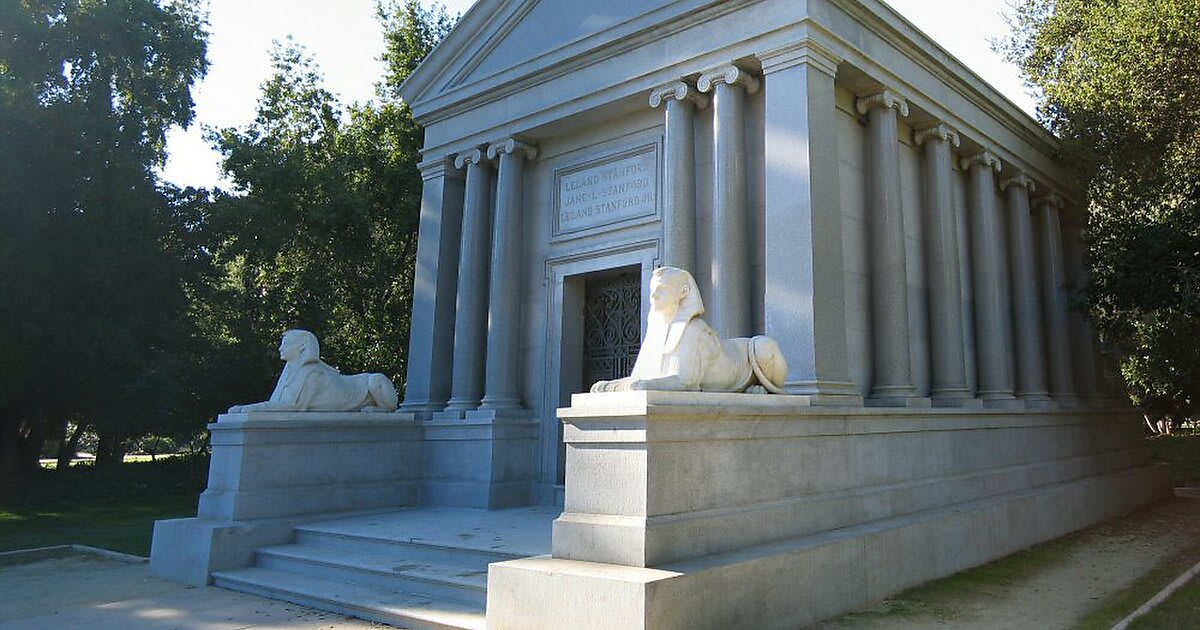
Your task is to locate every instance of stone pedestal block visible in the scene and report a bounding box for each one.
[486,392,1171,629]
[423,409,538,509]
[197,412,422,521]
[151,412,422,585]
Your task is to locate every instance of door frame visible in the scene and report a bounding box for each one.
[537,239,659,505]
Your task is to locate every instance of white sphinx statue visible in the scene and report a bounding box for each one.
[591,267,789,394]
[228,330,399,413]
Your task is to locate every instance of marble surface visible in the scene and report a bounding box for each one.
[229,330,398,413]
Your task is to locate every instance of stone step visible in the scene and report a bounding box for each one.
[294,525,524,568]
[256,543,488,607]
[212,566,486,630]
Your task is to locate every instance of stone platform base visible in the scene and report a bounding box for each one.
[488,463,1167,630]
[485,392,1171,630]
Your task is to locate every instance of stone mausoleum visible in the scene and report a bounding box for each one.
[150,1,1171,628]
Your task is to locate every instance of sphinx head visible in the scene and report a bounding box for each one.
[649,267,705,322]
[279,329,320,364]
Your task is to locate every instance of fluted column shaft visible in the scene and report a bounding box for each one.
[650,82,706,274]
[915,124,971,401]
[963,152,1016,400]
[1037,195,1076,402]
[857,90,917,403]
[1002,173,1050,402]
[698,65,758,339]
[445,149,493,412]
[480,139,537,410]
[753,41,860,403]
[401,157,465,415]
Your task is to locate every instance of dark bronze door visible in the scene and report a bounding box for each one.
[582,270,642,389]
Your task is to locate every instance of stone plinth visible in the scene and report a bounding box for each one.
[423,408,538,509]
[151,412,421,585]
[486,392,1170,630]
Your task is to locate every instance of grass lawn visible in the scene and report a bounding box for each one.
[0,493,198,556]
[0,455,207,557]
[1130,570,1200,629]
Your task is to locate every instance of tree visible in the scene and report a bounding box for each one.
[198,1,452,396]
[1001,0,1200,424]
[0,0,209,475]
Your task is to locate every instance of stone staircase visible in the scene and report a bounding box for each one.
[212,506,557,630]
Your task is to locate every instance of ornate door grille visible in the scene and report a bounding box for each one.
[583,271,642,389]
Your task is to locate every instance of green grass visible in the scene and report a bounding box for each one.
[1130,569,1200,629]
[832,529,1090,624]
[1148,433,1200,485]
[0,455,208,556]
[0,493,198,556]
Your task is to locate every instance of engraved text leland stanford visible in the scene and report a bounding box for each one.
[555,147,658,236]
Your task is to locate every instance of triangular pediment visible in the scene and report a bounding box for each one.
[400,0,677,108]
[454,0,671,86]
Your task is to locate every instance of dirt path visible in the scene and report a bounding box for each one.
[812,498,1200,630]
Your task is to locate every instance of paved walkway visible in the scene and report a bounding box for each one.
[0,553,386,630]
[3,498,1199,629]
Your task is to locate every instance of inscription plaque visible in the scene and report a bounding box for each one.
[554,146,658,237]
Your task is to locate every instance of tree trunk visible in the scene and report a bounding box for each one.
[56,423,86,471]
[95,432,125,468]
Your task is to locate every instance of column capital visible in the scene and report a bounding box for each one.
[649,81,708,109]
[697,64,760,95]
[453,148,487,169]
[756,39,841,77]
[1035,192,1066,211]
[913,123,961,148]
[960,150,1003,174]
[486,138,538,161]
[999,172,1037,194]
[855,89,909,117]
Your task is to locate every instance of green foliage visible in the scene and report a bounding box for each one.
[1001,0,1200,419]
[0,0,210,474]
[198,2,452,392]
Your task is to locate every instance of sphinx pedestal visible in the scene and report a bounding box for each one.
[150,412,421,585]
[486,392,1169,630]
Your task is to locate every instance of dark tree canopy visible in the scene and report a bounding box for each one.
[0,0,210,475]
[1001,0,1200,421]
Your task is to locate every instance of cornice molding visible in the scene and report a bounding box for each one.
[855,89,910,117]
[697,64,761,95]
[913,123,960,148]
[960,151,1003,174]
[487,138,539,161]
[648,81,708,109]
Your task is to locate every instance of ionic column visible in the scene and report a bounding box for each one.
[1001,172,1051,404]
[401,156,466,416]
[754,41,861,404]
[698,64,759,339]
[444,148,494,413]
[479,139,537,411]
[962,151,1017,402]
[650,82,706,274]
[914,124,972,404]
[1036,194,1077,405]
[857,89,919,405]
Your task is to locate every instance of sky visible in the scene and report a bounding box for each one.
[158,0,1037,190]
